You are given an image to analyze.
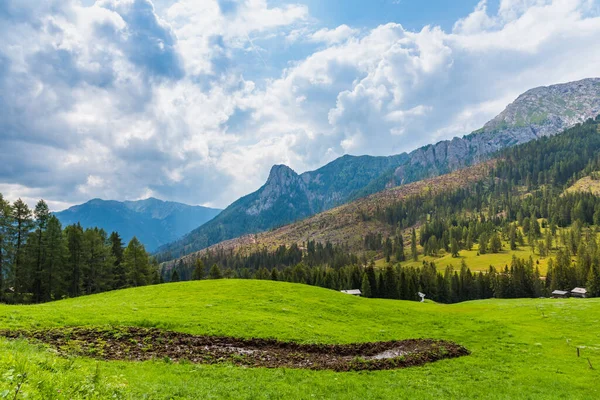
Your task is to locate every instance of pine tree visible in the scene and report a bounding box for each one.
[451,238,459,258]
[479,233,488,255]
[361,272,372,298]
[30,200,50,302]
[192,259,205,280]
[209,263,223,279]
[109,232,126,289]
[82,228,114,295]
[0,195,12,300]
[42,216,66,301]
[12,199,33,296]
[395,234,405,262]
[65,223,85,297]
[123,237,150,287]
[509,224,517,250]
[171,268,180,282]
[587,264,600,297]
[411,228,418,261]
[489,233,502,253]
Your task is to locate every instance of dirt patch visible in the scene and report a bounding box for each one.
[0,327,469,371]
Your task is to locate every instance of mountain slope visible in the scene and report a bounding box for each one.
[54,198,221,252]
[167,161,495,267]
[155,154,407,260]
[157,78,600,261]
[392,77,600,185]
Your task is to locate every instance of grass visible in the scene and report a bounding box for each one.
[565,175,600,196]
[1,280,599,399]
[395,242,551,274]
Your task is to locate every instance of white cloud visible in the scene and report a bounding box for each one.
[1,0,600,212]
[310,25,359,44]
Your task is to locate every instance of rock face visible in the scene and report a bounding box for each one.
[394,78,600,184]
[156,78,600,261]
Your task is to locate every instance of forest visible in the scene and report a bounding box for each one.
[166,116,600,302]
[0,197,159,304]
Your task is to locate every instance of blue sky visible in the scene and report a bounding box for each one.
[1,0,600,210]
[300,0,497,31]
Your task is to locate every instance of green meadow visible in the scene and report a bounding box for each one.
[1,280,598,399]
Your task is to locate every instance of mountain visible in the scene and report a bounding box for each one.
[54,198,222,252]
[156,78,600,261]
[391,77,600,186]
[165,114,600,270]
[155,155,407,260]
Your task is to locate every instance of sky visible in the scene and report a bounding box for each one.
[1,0,600,211]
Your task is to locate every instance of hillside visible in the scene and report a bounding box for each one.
[54,198,221,252]
[170,161,495,266]
[0,280,599,398]
[156,78,600,262]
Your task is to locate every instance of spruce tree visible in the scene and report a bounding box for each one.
[451,238,459,258]
[12,199,33,296]
[110,232,126,289]
[0,195,12,300]
[395,234,405,262]
[587,264,600,297]
[209,263,223,279]
[411,228,418,261]
[171,268,180,282]
[65,223,85,297]
[361,272,372,298]
[124,237,150,287]
[43,216,66,301]
[32,200,50,302]
[192,259,205,280]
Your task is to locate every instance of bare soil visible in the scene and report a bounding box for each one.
[0,327,469,371]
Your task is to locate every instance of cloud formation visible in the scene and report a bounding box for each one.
[1,0,600,210]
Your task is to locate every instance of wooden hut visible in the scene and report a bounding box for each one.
[571,287,588,298]
[551,290,569,298]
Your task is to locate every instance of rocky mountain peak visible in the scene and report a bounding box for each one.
[266,164,299,187]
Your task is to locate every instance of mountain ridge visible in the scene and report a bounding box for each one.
[156,77,600,262]
[54,198,222,252]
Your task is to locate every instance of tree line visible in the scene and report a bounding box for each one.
[0,196,159,304]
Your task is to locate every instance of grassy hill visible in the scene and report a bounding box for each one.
[1,280,599,399]
[566,174,600,196]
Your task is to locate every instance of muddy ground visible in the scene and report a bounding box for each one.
[0,327,469,371]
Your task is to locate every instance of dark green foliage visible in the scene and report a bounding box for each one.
[0,197,158,304]
[361,273,372,297]
[171,269,180,283]
[209,264,223,280]
[192,259,205,280]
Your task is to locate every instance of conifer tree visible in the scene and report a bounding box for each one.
[171,268,180,282]
[361,272,372,298]
[110,232,126,289]
[192,259,205,280]
[31,200,50,302]
[42,216,66,301]
[209,263,223,279]
[395,234,405,262]
[124,237,150,287]
[587,264,600,297]
[411,228,418,261]
[65,223,85,297]
[12,199,33,295]
[0,195,12,300]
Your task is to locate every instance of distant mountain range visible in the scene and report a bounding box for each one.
[155,77,600,262]
[54,198,221,252]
